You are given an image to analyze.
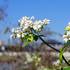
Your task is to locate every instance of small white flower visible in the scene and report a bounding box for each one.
[21,33,25,37]
[17,33,21,38]
[63,38,68,43]
[43,19,50,24]
[67,31,70,36]
[33,21,43,31]
[33,24,41,31]
[63,35,67,38]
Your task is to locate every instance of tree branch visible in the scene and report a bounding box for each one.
[38,36,70,66]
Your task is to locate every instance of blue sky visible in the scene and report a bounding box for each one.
[0,0,70,43]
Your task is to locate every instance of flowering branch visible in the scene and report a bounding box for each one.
[10,16,70,69]
[38,35,70,66]
[38,35,60,52]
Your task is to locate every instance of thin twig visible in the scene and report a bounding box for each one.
[62,55,70,66]
[38,36,70,66]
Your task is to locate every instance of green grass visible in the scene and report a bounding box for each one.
[63,67,70,70]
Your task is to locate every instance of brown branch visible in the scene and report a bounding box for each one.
[38,36,70,66]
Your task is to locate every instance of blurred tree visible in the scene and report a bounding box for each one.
[0,0,8,21]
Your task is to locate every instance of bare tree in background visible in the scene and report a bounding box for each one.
[0,0,8,20]
[0,0,9,34]
[0,7,7,20]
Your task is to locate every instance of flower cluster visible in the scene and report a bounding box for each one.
[63,22,70,42]
[11,16,50,40]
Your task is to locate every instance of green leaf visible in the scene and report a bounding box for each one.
[33,35,38,41]
[63,67,70,70]
[65,26,70,31]
[27,34,34,42]
[59,48,63,64]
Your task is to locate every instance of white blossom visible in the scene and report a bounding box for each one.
[63,38,68,43]
[67,31,70,36]
[43,19,50,24]
[63,22,70,42]
[16,33,21,38]
[11,16,50,39]
[63,35,68,38]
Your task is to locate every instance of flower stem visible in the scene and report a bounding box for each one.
[38,35,70,66]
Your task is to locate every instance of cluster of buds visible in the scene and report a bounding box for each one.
[63,22,70,42]
[11,16,50,39]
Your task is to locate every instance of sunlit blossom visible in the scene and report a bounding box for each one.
[11,16,50,40]
[63,22,70,42]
